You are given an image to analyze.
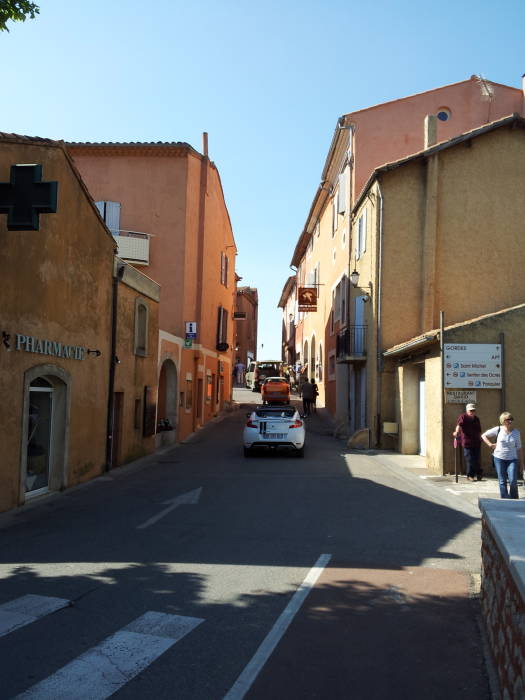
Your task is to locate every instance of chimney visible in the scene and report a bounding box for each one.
[424,114,437,149]
[202,132,208,158]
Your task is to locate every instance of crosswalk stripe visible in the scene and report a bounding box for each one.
[0,594,70,638]
[16,611,204,699]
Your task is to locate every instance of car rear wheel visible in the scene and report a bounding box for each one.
[243,447,253,457]
[295,445,305,458]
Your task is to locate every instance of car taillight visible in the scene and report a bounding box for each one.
[289,420,303,428]
[246,420,258,428]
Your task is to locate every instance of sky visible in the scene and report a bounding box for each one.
[2,0,525,357]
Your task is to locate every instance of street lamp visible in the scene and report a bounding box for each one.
[349,269,372,301]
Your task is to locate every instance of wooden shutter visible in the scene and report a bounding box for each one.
[105,202,121,235]
[338,173,346,214]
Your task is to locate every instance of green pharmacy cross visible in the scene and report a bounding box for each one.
[0,164,58,230]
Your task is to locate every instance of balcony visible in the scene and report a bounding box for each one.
[113,230,150,265]
[336,325,367,363]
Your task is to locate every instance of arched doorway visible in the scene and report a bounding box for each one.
[22,366,69,500]
[310,335,316,381]
[157,359,178,446]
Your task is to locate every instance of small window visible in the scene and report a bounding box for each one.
[220,252,229,286]
[356,209,367,260]
[135,300,149,356]
[437,107,451,122]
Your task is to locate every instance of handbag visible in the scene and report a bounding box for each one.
[491,426,501,470]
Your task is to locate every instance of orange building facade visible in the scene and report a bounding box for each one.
[285,75,524,436]
[235,286,258,368]
[68,140,237,444]
[0,134,160,514]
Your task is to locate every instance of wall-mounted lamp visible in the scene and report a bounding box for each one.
[87,348,102,357]
[349,269,372,301]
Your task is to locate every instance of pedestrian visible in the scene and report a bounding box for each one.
[311,378,319,413]
[482,411,524,499]
[234,359,245,387]
[301,378,315,417]
[453,403,483,481]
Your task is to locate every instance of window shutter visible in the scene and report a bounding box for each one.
[217,306,223,345]
[220,253,225,284]
[338,173,346,215]
[94,201,105,218]
[105,202,121,235]
[225,255,229,287]
[332,193,338,234]
[361,209,367,254]
[222,309,228,343]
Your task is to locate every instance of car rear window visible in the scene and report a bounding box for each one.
[255,408,295,418]
[266,378,286,383]
[258,363,280,371]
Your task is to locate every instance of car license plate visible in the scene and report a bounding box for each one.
[263,433,285,439]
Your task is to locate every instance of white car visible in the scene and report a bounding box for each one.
[243,405,305,457]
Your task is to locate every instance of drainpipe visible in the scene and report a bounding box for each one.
[106,262,125,470]
[375,182,384,447]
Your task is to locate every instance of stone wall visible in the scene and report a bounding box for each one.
[480,500,525,698]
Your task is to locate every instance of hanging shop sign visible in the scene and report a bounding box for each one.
[444,343,502,389]
[298,286,317,312]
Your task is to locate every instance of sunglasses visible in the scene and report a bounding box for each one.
[505,418,514,422]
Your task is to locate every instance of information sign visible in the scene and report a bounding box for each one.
[445,390,477,404]
[444,344,502,389]
[185,321,197,338]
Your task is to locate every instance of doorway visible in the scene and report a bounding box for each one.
[22,368,69,501]
[26,378,53,495]
[418,369,426,456]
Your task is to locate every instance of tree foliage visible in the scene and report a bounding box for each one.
[0,0,39,32]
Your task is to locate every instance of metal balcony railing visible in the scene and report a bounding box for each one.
[113,230,150,265]
[336,325,367,361]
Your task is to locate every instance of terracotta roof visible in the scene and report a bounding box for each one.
[278,276,296,308]
[384,302,525,357]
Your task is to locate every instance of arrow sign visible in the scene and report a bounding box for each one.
[136,488,202,530]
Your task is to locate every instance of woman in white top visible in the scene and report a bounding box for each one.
[482,411,524,499]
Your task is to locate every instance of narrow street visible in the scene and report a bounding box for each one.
[0,393,493,699]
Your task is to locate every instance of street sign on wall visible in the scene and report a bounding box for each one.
[444,344,502,389]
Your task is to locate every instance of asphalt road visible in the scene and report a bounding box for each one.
[0,393,492,699]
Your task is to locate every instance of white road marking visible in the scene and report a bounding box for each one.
[16,611,204,699]
[223,553,332,700]
[0,594,70,638]
[136,487,202,529]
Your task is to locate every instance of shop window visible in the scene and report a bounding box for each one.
[207,375,213,401]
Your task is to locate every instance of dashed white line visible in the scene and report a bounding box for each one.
[0,594,70,638]
[16,611,204,699]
